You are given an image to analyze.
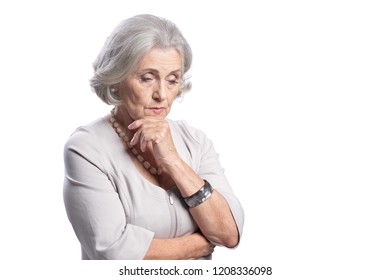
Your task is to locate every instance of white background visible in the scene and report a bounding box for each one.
[0,0,389,279]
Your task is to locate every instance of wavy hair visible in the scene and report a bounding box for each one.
[90,14,192,105]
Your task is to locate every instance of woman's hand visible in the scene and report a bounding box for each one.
[144,232,215,260]
[128,118,180,168]
[189,232,216,259]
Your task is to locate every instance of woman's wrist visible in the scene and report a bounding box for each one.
[164,158,204,197]
[183,180,213,208]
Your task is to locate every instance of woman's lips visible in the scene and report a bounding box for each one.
[148,107,165,114]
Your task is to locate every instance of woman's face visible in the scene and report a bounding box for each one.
[118,48,182,121]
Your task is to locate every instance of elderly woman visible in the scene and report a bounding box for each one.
[63,14,244,260]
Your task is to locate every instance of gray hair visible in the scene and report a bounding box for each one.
[90,14,193,105]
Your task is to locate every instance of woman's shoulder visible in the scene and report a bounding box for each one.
[168,119,208,146]
[64,117,111,151]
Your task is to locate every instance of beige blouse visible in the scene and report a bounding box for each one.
[63,117,244,260]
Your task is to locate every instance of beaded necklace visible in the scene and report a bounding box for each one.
[109,110,163,176]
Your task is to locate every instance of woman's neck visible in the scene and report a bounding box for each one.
[113,106,134,128]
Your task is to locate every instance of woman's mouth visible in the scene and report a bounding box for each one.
[148,107,165,115]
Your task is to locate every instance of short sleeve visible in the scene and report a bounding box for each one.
[63,127,154,259]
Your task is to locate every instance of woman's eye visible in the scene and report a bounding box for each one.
[167,79,178,85]
[166,75,179,85]
[141,77,153,82]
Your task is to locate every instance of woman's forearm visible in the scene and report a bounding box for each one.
[144,232,214,260]
[189,191,239,247]
[165,159,239,248]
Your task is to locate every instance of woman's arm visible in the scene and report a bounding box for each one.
[129,119,241,248]
[144,232,215,260]
[165,159,239,248]
[64,129,214,259]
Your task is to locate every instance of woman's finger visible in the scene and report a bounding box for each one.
[140,132,149,152]
[129,119,163,145]
[127,119,143,130]
[129,129,141,146]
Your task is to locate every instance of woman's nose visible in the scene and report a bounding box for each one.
[152,80,168,101]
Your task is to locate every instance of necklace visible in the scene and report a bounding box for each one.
[109,110,163,176]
